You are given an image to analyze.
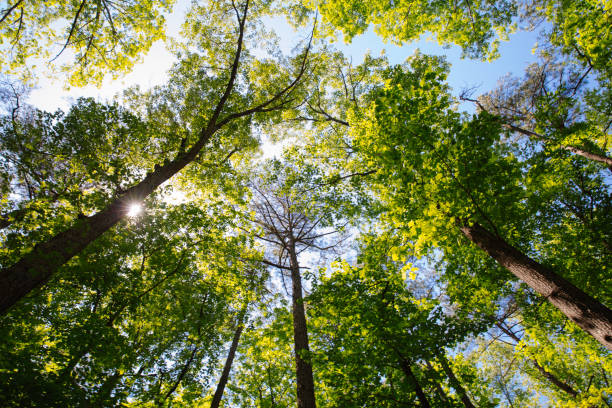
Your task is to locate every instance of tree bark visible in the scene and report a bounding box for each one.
[399,359,431,408]
[210,309,247,408]
[0,142,212,314]
[495,322,578,397]
[0,0,254,315]
[459,221,612,351]
[288,242,317,408]
[424,360,449,404]
[437,354,476,408]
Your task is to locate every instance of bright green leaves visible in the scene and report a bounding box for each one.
[225,307,297,407]
[0,97,152,262]
[0,0,174,86]
[0,194,261,407]
[293,0,516,59]
[308,232,483,407]
[533,0,612,81]
[351,54,525,258]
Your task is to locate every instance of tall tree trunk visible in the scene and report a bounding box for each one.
[210,308,247,408]
[163,345,199,402]
[0,0,253,315]
[398,359,431,408]
[437,354,476,408]
[0,143,213,314]
[424,360,450,405]
[495,322,578,397]
[288,242,317,408]
[459,221,612,351]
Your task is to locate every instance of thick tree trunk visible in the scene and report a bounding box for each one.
[437,354,476,408]
[399,359,431,408]
[495,322,578,397]
[210,309,247,408]
[459,222,612,351]
[0,130,215,315]
[0,0,255,315]
[288,243,317,408]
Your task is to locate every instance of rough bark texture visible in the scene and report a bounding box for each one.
[495,322,578,397]
[437,354,476,408]
[0,142,211,314]
[210,311,246,408]
[399,359,431,408]
[288,243,317,408]
[0,0,257,315]
[460,222,612,351]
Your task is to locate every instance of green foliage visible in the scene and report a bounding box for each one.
[309,234,489,407]
[226,306,297,407]
[284,0,516,59]
[0,0,174,86]
[0,194,264,406]
[0,97,153,262]
[1,0,610,406]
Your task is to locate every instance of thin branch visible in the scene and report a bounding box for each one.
[215,16,317,127]
[0,0,22,25]
[51,0,87,61]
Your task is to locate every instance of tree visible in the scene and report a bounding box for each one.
[0,0,313,314]
[309,233,487,407]
[0,0,174,85]
[226,305,298,407]
[210,306,248,408]
[0,97,151,233]
[308,52,612,350]
[0,193,264,406]
[284,0,517,59]
[1,0,611,405]
[461,59,612,171]
[248,160,346,408]
[291,50,611,349]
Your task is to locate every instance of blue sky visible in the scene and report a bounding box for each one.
[27,1,541,114]
[338,29,540,96]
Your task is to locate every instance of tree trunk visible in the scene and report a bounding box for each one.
[0,142,215,315]
[424,360,450,405]
[210,309,247,408]
[495,322,578,397]
[399,359,431,408]
[437,354,476,408]
[459,221,612,351]
[163,345,199,402]
[0,0,256,315]
[288,242,317,408]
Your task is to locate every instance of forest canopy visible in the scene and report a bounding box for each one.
[0,0,611,407]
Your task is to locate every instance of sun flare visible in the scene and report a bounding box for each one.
[127,203,142,217]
